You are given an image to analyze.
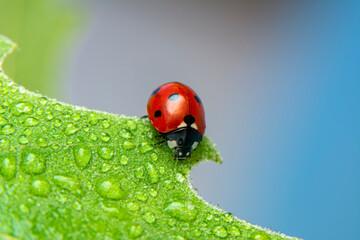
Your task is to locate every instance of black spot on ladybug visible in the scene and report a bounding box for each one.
[183,115,195,126]
[154,110,162,118]
[151,87,161,96]
[168,93,179,101]
[194,95,201,104]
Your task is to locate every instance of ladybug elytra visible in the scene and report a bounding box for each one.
[147,82,205,159]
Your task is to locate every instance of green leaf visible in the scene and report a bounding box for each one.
[0,35,300,240]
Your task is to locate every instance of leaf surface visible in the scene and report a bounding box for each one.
[0,35,299,240]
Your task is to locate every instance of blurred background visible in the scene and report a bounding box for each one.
[1,1,359,239]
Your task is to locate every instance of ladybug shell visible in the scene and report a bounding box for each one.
[147,82,205,136]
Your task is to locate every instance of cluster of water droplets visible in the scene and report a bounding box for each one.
[0,71,291,239]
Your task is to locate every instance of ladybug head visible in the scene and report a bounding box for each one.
[163,127,202,159]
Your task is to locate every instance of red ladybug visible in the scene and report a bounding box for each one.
[147,82,205,159]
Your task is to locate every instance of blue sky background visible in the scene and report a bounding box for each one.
[5,1,359,239]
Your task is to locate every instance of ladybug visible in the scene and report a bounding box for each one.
[147,82,205,159]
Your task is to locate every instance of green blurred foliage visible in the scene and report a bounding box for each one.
[0,0,78,98]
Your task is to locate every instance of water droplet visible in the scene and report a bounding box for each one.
[164,202,197,222]
[143,212,156,223]
[19,204,30,214]
[51,144,59,150]
[97,146,115,160]
[0,154,17,180]
[21,152,46,174]
[175,173,185,183]
[97,179,124,200]
[18,135,29,145]
[150,153,158,161]
[24,117,39,126]
[53,175,83,196]
[35,107,43,115]
[71,200,82,211]
[101,163,111,172]
[102,119,110,128]
[100,132,111,142]
[159,166,165,174]
[174,236,185,240]
[88,114,98,125]
[129,225,143,238]
[135,167,144,178]
[193,229,202,237]
[71,113,81,122]
[135,192,147,202]
[149,188,157,197]
[45,111,54,120]
[55,194,67,204]
[140,143,152,153]
[127,120,137,130]
[123,141,135,150]
[2,124,15,135]
[90,133,97,141]
[213,226,228,238]
[120,155,128,165]
[250,231,271,240]
[52,119,63,128]
[147,163,159,183]
[11,101,33,116]
[119,129,132,139]
[0,116,7,125]
[38,97,48,105]
[222,212,233,222]
[0,138,9,148]
[164,180,175,190]
[64,124,79,135]
[36,137,48,148]
[30,179,51,197]
[23,128,32,136]
[73,145,92,169]
[229,225,241,237]
[127,202,140,211]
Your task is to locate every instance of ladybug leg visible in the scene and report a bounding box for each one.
[154,140,165,146]
[140,115,148,119]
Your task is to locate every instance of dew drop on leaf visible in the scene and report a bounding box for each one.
[0,116,7,125]
[123,141,135,150]
[164,202,197,222]
[36,137,48,148]
[149,188,157,197]
[2,124,15,135]
[129,225,143,238]
[147,163,159,183]
[120,155,128,165]
[0,154,17,180]
[100,132,111,142]
[229,225,241,237]
[0,138,9,148]
[119,129,132,139]
[53,175,83,196]
[213,226,228,238]
[24,117,39,126]
[143,212,156,223]
[135,167,144,178]
[30,179,51,197]
[250,231,271,240]
[102,119,110,128]
[134,192,147,202]
[11,101,33,116]
[140,143,152,153]
[100,163,111,173]
[73,145,92,169]
[64,124,79,135]
[97,146,115,160]
[18,135,29,145]
[127,201,140,211]
[97,179,124,200]
[21,152,46,175]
